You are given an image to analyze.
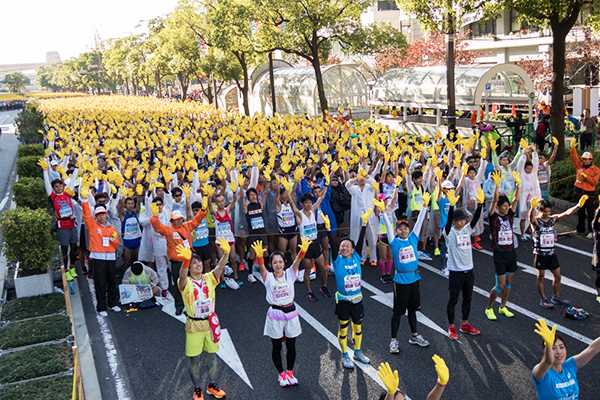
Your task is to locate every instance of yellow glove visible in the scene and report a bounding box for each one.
[294,167,304,183]
[38,158,48,171]
[202,183,215,197]
[578,172,587,182]
[461,162,469,176]
[64,187,75,197]
[321,213,331,230]
[251,241,265,258]
[372,182,379,193]
[422,192,431,206]
[434,167,443,181]
[150,202,159,216]
[453,154,461,168]
[519,138,528,149]
[480,148,487,160]
[281,177,290,190]
[230,180,238,193]
[491,171,502,187]
[432,354,449,386]
[136,170,145,182]
[570,138,577,149]
[377,362,399,395]
[395,175,402,187]
[136,184,143,196]
[110,231,118,240]
[216,237,231,254]
[578,194,589,208]
[475,188,485,204]
[331,160,340,172]
[298,236,312,257]
[181,184,191,198]
[358,168,368,179]
[238,175,245,188]
[512,171,522,187]
[175,243,192,261]
[534,318,556,348]
[446,189,460,207]
[490,140,498,152]
[202,196,209,210]
[371,198,386,212]
[531,196,539,210]
[552,137,558,147]
[362,208,373,224]
[79,185,89,199]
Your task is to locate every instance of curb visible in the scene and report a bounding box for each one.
[549,196,577,211]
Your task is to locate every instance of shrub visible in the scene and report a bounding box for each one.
[1,207,53,272]
[1,292,66,322]
[14,101,44,145]
[0,315,71,350]
[16,155,43,178]
[0,374,72,400]
[12,177,48,210]
[550,149,600,203]
[17,144,44,158]
[0,343,73,384]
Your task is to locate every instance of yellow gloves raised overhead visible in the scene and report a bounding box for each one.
[371,198,386,213]
[422,192,431,206]
[512,171,522,187]
[250,240,265,258]
[298,236,312,258]
[181,184,191,198]
[534,318,556,348]
[79,185,89,200]
[395,175,403,187]
[150,202,160,216]
[446,189,460,207]
[474,188,485,204]
[552,137,559,147]
[64,187,75,197]
[433,354,449,385]
[176,243,192,261]
[216,237,231,254]
[362,208,373,224]
[38,158,48,171]
[321,213,330,230]
[570,138,577,149]
[491,171,502,187]
[377,362,399,395]
[531,196,539,210]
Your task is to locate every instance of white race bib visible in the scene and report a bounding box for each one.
[59,204,73,218]
[216,221,234,242]
[124,218,142,240]
[250,216,265,230]
[498,229,513,246]
[102,237,110,247]
[399,247,416,263]
[457,234,471,249]
[344,274,361,292]
[303,223,318,241]
[182,239,190,250]
[540,233,555,248]
[280,211,295,228]
[194,298,213,319]
[272,281,292,305]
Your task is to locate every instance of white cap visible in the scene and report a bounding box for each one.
[441,180,454,189]
[94,205,107,215]
[50,160,59,166]
[170,210,184,220]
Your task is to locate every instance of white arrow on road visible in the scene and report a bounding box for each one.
[157,297,253,389]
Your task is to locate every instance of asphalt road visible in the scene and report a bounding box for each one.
[75,211,600,400]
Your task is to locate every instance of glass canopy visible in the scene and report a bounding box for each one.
[253,65,369,117]
[371,64,533,110]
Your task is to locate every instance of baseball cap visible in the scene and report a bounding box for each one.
[50,160,59,166]
[378,193,387,201]
[441,180,454,189]
[582,152,593,159]
[94,205,107,215]
[452,209,469,220]
[171,210,184,220]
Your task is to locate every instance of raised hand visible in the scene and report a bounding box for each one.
[216,237,231,254]
[377,362,399,395]
[395,175,402,187]
[534,319,556,348]
[38,158,48,171]
[491,171,502,187]
[371,198,386,212]
[150,202,160,216]
[176,243,192,261]
[570,138,577,149]
[321,213,331,230]
[432,354,449,385]
[251,240,265,258]
[422,192,431,206]
[552,137,558,147]
[181,184,191,198]
[512,171,522,187]
[531,196,539,210]
[447,189,460,206]
[362,208,373,224]
[578,194,589,208]
[298,236,312,258]
[79,185,89,199]
[475,188,485,204]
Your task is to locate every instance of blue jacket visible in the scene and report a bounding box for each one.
[300,178,338,235]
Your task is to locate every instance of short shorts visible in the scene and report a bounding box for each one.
[392,280,421,315]
[185,330,219,357]
[304,241,323,260]
[493,250,518,275]
[533,253,560,271]
[317,223,327,239]
[279,225,298,241]
[263,314,302,339]
[194,244,212,261]
[58,227,78,246]
[123,238,141,250]
[335,300,364,324]
[378,235,389,245]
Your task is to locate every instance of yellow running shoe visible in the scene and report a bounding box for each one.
[498,307,514,318]
[69,267,78,278]
[485,308,497,321]
[65,270,73,282]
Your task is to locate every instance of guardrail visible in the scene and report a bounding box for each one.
[60,266,84,400]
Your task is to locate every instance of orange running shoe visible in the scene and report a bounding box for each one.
[238,261,245,271]
[193,387,204,400]
[206,384,226,398]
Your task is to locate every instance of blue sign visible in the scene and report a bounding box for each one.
[485,83,491,91]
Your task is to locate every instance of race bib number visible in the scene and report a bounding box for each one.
[538,172,549,184]
[216,221,234,242]
[399,247,416,263]
[280,211,295,228]
[344,274,361,292]
[540,233,555,248]
[272,281,292,304]
[498,229,513,246]
[250,216,265,230]
[102,237,109,247]
[194,298,213,319]
[303,223,318,240]
[182,239,190,250]
[195,225,209,240]
[414,193,423,205]
[59,204,73,218]
[457,234,471,249]
[124,218,141,240]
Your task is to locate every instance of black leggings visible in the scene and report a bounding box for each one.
[391,310,417,338]
[61,244,77,268]
[271,337,296,373]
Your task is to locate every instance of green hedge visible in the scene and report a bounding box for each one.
[1,207,53,272]
[0,343,73,384]
[1,293,66,322]
[0,315,71,350]
[0,374,72,400]
[550,149,600,203]
[12,177,48,210]
[17,144,45,159]
[14,101,44,145]
[16,155,43,179]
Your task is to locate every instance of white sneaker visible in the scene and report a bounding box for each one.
[224,265,233,276]
[247,274,257,283]
[389,339,400,354]
[286,370,298,385]
[110,306,121,313]
[225,277,240,290]
[587,233,593,240]
[278,371,289,387]
[99,311,108,317]
[442,267,449,278]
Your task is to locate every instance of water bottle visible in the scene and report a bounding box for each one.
[69,280,75,295]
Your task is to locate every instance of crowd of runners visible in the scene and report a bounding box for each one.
[34,95,600,399]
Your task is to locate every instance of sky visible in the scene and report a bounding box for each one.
[1,0,179,65]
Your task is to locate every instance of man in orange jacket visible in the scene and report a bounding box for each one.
[570,139,600,238]
[151,197,208,315]
[80,185,121,317]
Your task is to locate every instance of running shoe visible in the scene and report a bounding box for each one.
[110,306,121,312]
[370,261,377,268]
[286,370,298,385]
[306,292,318,301]
[296,274,304,283]
[417,251,432,261]
[460,323,480,336]
[326,264,335,276]
[442,267,449,277]
[278,371,290,387]
[220,282,226,289]
[408,334,429,347]
[354,352,370,364]
[476,236,481,242]
[206,384,226,398]
[520,235,529,242]
[193,387,204,400]
[434,248,440,256]
[309,266,316,281]
[389,339,400,354]
[65,270,73,281]
[247,274,257,283]
[238,262,245,271]
[99,311,108,317]
[380,275,388,284]
[472,242,483,250]
[223,265,233,276]
[485,308,497,321]
[235,278,244,287]
[161,290,169,298]
[551,295,570,305]
[540,298,554,309]
[69,267,78,278]
[175,307,184,316]
[596,296,600,304]
[587,233,593,240]
[498,306,514,318]
[448,326,458,340]
[320,286,331,298]
[342,356,355,369]
[225,278,239,290]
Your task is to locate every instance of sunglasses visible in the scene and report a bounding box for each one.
[156,203,164,206]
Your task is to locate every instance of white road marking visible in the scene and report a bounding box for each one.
[474,247,596,295]
[86,279,131,400]
[417,262,594,345]
[554,242,592,258]
[156,296,254,389]
[0,196,8,211]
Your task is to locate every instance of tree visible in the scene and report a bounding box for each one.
[256,0,406,114]
[500,0,600,159]
[3,72,30,92]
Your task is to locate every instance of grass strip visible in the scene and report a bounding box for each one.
[0,315,71,350]
[0,342,74,384]
[0,374,72,400]
[1,292,66,321]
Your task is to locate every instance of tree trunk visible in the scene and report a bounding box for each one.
[239,53,250,116]
[312,39,328,114]
[124,77,130,95]
[155,71,162,98]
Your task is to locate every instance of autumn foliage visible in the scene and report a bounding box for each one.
[375,30,482,72]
